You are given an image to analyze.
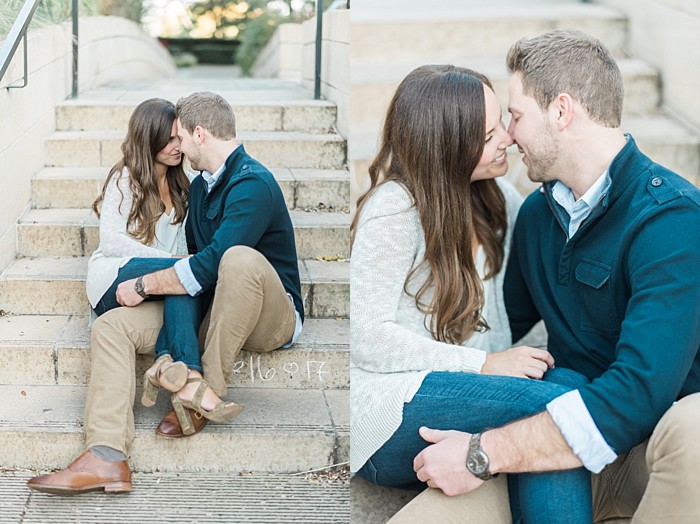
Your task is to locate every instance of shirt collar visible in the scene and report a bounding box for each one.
[552,170,611,215]
[200,144,241,193]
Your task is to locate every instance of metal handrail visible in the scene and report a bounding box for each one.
[313,1,349,100]
[0,0,40,89]
[314,0,323,100]
[72,0,78,98]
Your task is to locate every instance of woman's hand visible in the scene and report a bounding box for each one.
[480,346,554,379]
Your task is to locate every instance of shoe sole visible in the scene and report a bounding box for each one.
[27,481,132,495]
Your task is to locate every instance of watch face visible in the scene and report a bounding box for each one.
[467,449,489,475]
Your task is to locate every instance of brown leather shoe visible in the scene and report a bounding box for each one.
[27,450,131,495]
[156,408,208,438]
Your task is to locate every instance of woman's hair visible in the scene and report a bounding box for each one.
[92,98,189,245]
[351,65,507,345]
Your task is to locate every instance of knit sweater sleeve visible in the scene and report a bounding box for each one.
[98,170,172,258]
[350,183,487,374]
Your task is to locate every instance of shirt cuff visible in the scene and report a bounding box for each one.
[546,390,617,473]
[174,258,202,296]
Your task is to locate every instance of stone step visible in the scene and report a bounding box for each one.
[1,469,349,523]
[56,99,338,133]
[16,208,350,259]
[0,385,348,473]
[350,4,628,63]
[31,167,350,211]
[0,315,348,389]
[350,58,660,135]
[622,115,700,186]
[45,131,347,170]
[0,257,349,318]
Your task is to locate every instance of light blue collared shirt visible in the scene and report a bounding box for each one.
[546,170,617,473]
[551,171,611,239]
[173,151,301,347]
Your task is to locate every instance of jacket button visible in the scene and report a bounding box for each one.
[651,177,663,187]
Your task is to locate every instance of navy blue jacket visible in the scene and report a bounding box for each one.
[185,145,304,321]
[505,136,700,454]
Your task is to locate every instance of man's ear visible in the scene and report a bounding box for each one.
[194,125,205,143]
[554,93,575,131]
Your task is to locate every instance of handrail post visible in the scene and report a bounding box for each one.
[0,0,40,88]
[7,33,28,89]
[314,0,323,100]
[72,0,78,98]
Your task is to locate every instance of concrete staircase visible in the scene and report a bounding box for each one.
[0,74,349,522]
[349,3,700,203]
[348,3,690,523]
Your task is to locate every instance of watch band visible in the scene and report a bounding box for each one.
[466,432,498,481]
[134,276,149,299]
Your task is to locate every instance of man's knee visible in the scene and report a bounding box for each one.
[218,246,266,281]
[649,393,700,461]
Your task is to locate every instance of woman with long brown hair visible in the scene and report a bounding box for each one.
[350,66,592,522]
[86,98,205,410]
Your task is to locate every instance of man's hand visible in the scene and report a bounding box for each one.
[116,278,145,307]
[413,427,484,496]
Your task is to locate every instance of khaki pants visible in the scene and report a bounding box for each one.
[83,246,297,453]
[387,393,700,523]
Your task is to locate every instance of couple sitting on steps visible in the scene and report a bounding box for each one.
[27,91,304,494]
[351,29,700,523]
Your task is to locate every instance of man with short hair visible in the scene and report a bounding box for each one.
[27,91,304,494]
[393,29,700,523]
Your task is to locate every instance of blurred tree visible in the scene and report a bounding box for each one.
[97,0,144,23]
[186,0,334,74]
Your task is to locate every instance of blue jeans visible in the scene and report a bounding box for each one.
[356,368,593,524]
[94,258,209,372]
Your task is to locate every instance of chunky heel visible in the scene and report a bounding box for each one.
[103,481,132,493]
[141,355,188,407]
[175,377,244,423]
[141,377,159,407]
[172,394,195,436]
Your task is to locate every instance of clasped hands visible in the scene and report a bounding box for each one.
[413,427,485,496]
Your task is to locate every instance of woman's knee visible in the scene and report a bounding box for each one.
[542,367,590,390]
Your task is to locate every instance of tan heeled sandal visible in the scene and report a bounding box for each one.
[171,378,244,436]
[141,354,188,407]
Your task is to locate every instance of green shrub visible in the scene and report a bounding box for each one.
[0,0,144,39]
[234,10,282,76]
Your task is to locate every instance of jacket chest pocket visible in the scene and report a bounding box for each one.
[574,259,620,337]
[205,206,219,222]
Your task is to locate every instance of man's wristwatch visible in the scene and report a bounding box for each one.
[466,432,498,481]
[134,276,149,299]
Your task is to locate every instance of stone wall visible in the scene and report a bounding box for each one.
[0,16,175,272]
[252,23,303,80]
[301,10,349,140]
[595,0,700,132]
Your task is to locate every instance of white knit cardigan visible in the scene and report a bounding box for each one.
[86,167,188,308]
[350,178,523,473]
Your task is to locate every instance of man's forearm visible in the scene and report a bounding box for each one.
[142,268,187,295]
[484,411,583,473]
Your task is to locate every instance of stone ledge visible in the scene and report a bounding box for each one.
[0,385,348,473]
